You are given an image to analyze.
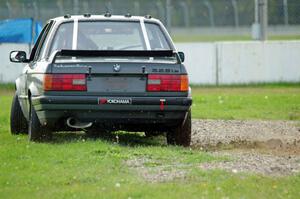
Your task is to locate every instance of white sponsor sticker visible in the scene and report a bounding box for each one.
[106,98,132,105]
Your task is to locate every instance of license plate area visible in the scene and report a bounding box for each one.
[88,76,146,92]
[98,97,132,105]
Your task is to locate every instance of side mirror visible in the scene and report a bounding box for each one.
[10,51,29,63]
[178,51,185,63]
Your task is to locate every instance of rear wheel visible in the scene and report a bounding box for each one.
[28,101,51,141]
[10,92,28,135]
[167,110,191,147]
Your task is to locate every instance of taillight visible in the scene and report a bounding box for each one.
[147,74,189,92]
[44,74,87,91]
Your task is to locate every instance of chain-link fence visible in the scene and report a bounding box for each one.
[0,0,299,41]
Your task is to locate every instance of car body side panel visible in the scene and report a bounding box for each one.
[18,61,51,119]
[16,64,31,120]
[15,74,29,120]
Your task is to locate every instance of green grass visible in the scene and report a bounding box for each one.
[173,34,300,42]
[0,83,14,96]
[191,85,300,120]
[1,84,300,198]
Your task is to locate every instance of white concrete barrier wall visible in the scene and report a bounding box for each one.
[0,41,300,84]
[217,41,300,84]
[176,43,216,84]
[176,41,300,84]
[0,43,29,83]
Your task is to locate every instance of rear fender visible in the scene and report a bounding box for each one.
[28,81,41,97]
[15,77,29,120]
[188,87,192,98]
[26,81,39,114]
[15,78,21,96]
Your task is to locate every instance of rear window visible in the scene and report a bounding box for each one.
[77,21,146,51]
[49,20,172,56]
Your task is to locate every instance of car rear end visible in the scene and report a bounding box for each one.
[32,15,192,145]
[35,52,191,130]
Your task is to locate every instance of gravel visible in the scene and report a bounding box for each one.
[126,120,300,182]
[192,119,300,149]
[199,150,300,176]
[192,119,300,176]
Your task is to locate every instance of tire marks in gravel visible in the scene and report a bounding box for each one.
[192,119,300,176]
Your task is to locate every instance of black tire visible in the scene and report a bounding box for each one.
[10,92,28,135]
[28,101,51,141]
[167,110,191,147]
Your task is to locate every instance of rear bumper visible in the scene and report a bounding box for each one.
[32,95,192,107]
[32,95,192,129]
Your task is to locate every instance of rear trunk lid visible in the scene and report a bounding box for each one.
[49,50,184,96]
[51,61,181,94]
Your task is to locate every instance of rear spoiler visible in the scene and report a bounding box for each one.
[51,50,175,64]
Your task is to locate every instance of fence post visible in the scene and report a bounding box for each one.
[253,0,268,40]
[156,1,165,19]
[165,0,172,31]
[179,1,190,27]
[254,0,259,23]
[56,1,64,16]
[231,0,239,28]
[82,1,89,14]
[259,0,268,40]
[6,1,12,18]
[283,0,289,25]
[21,3,26,16]
[106,1,113,14]
[134,1,140,16]
[203,0,215,27]
[73,0,79,15]
[33,1,39,20]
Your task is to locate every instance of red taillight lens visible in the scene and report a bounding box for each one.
[44,74,87,91]
[147,74,189,92]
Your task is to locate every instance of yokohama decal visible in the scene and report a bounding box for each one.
[98,98,132,105]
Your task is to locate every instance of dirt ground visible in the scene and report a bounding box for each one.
[127,120,300,182]
[192,119,300,176]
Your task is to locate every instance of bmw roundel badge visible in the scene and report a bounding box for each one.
[113,64,121,72]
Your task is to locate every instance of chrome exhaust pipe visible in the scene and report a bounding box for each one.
[66,117,93,129]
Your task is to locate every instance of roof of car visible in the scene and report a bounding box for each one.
[51,14,160,23]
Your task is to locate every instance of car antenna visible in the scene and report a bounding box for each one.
[104,4,112,17]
